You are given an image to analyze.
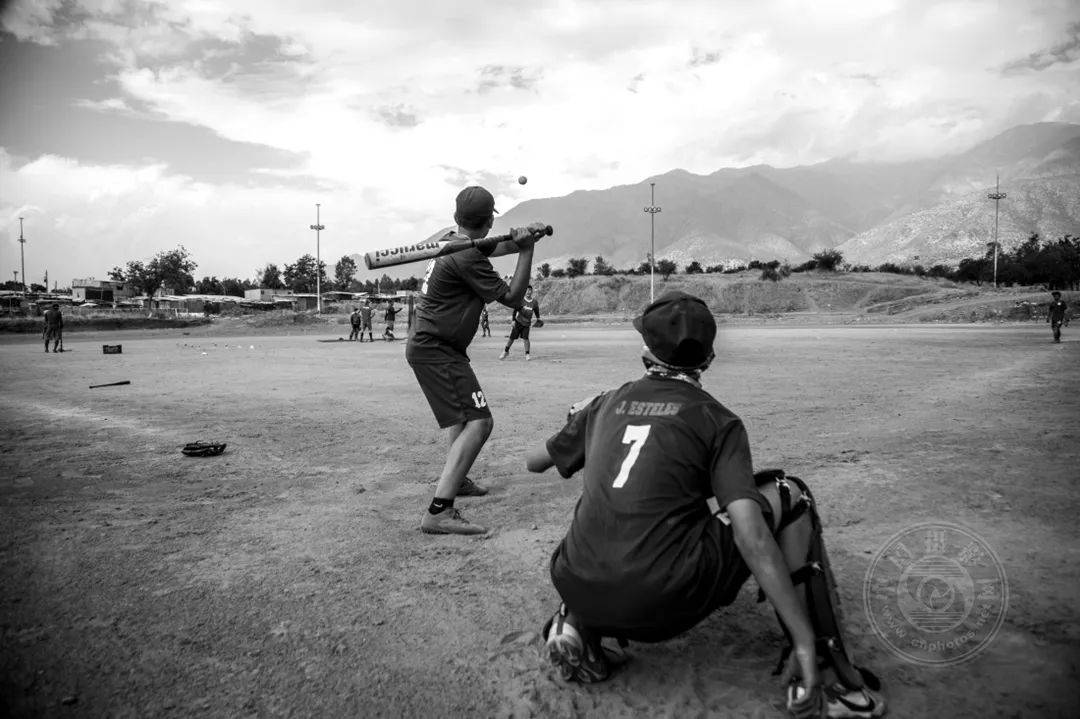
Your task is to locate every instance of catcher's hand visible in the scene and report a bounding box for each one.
[786,683,825,718]
[534,319,544,328]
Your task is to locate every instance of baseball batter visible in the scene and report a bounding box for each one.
[406,185,548,535]
[525,291,886,718]
[499,285,541,360]
[1047,291,1070,343]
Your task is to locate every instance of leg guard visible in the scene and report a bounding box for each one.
[755,469,869,693]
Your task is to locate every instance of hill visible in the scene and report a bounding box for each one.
[488,122,1080,271]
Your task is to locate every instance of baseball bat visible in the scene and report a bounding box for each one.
[90,380,131,389]
[364,225,553,270]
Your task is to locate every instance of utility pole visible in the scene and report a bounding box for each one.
[18,217,27,294]
[987,174,1006,288]
[310,204,325,313]
[643,182,662,303]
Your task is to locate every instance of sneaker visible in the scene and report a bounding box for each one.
[821,670,887,719]
[543,609,611,683]
[458,476,489,497]
[499,350,508,360]
[420,508,487,535]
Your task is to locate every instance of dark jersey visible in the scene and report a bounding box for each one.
[406,234,509,363]
[513,299,540,327]
[360,306,374,324]
[43,309,63,328]
[546,375,768,625]
[384,305,400,322]
[1049,299,1068,322]
[350,312,361,327]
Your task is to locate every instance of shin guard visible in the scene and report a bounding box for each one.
[755,469,867,692]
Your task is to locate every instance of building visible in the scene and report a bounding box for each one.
[71,278,135,304]
[245,288,294,302]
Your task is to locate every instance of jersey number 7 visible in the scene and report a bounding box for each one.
[612,424,652,488]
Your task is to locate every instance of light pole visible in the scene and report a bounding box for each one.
[643,182,662,303]
[310,204,325,313]
[18,217,27,294]
[987,174,1006,288]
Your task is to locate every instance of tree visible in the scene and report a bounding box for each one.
[566,257,589,278]
[593,256,615,276]
[107,266,126,282]
[283,254,327,293]
[537,262,551,279]
[29,283,46,293]
[334,255,358,291]
[259,263,285,289]
[656,259,677,280]
[195,276,224,294]
[685,260,703,274]
[812,249,844,271]
[150,246,197,294]
[220,277,250,297]
[550,268,566,278]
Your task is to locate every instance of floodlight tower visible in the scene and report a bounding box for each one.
[18,217,27,294]
[310,204,325,313]
[987,174,1007,288]
[643,182,662,302]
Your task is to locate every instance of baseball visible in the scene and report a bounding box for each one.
[518,175,528,185]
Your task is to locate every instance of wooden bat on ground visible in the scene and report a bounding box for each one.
[90,380,131,389]
[364,225,553,270]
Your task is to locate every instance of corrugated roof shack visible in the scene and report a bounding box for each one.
[149,295,245,316]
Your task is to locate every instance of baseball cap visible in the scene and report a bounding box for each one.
[455,186,499,227]
[633,290,716,368]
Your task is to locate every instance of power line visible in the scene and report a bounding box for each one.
[643,183,662,303]
[987,174,1007,288]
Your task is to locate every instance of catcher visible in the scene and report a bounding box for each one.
[499,285,542,360]
[525,290,886,718]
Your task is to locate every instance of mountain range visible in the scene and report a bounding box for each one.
[355,122,1080,278]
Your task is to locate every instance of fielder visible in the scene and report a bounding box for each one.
[525,291,886,718]
[383,301,402,341]
[359,300,375,342]
[1047,291,1070,343]
[348,307,362,341]
[42,303,63,353]
[499,285,542,360]
[406,185,548,535]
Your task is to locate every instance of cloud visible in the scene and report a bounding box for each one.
[1001,21,1080,75]
[475,65,542,94]
[373,104,420,128]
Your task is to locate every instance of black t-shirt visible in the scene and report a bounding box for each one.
[406,233,509,363]
[546,376,767,604]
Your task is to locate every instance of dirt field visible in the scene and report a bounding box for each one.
[1,321,1078,718]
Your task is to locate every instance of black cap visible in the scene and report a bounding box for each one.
[454,186,498,228]
[633,290,716,368]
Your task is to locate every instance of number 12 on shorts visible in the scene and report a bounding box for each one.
[612,424,651,488]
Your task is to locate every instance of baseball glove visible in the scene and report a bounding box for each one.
[534,319,544,328]
[181,441,227,457]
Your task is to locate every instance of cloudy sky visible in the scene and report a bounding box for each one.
[2,0,1078,287]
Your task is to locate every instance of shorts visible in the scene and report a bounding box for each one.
[409,358,492,428]
[44,327,61,340]
[509,322,531,341]
[550,518,752,643]
[361,320,372,330]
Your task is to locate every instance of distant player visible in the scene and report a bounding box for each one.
[406,185,548,535]
[499,285,541,360]
[348,307,361,341]
[42,303,63,353]
[1047,291,1069,343]
[480,306,491,337]
[525,290,886,718]
[359,300,375,342]
[383,301,402,341]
